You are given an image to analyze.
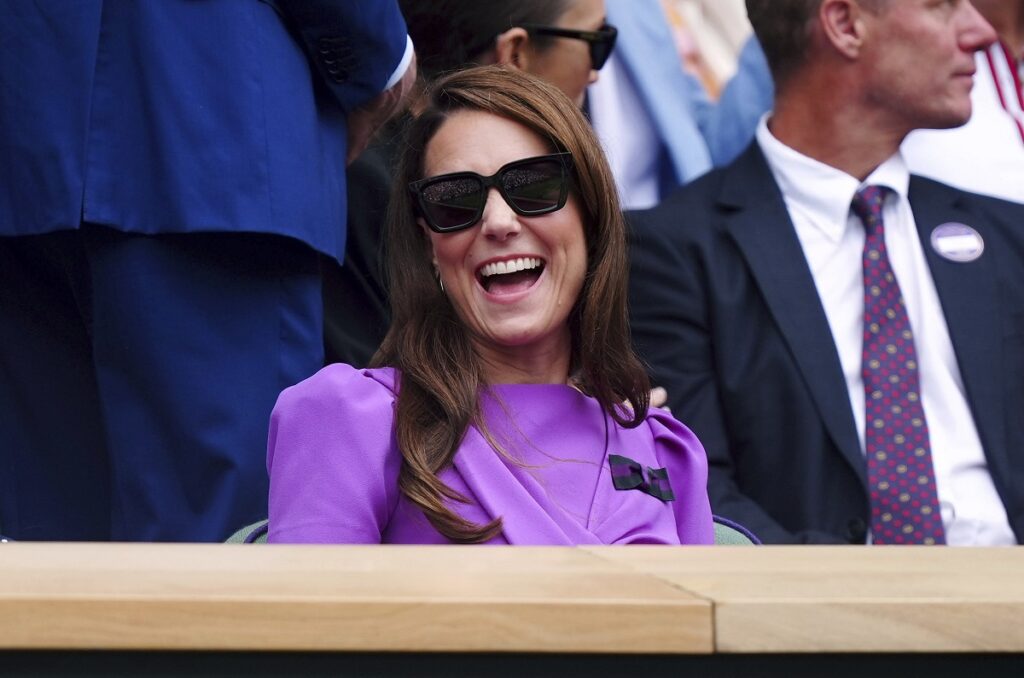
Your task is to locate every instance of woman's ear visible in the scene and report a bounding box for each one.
[417,216,438,265]
[493,27,531,70]
[417,216,432,237]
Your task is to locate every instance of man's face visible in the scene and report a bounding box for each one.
[861,0,996,133]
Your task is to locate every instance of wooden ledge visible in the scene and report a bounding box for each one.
[586,546,1024,652]
[0,544,711,653]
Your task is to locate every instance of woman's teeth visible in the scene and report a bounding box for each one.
[480,257,543,278]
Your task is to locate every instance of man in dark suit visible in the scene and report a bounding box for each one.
[0,0,413,541]
[629,0,1024,544]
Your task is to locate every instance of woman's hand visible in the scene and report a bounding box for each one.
[650,386,670,412]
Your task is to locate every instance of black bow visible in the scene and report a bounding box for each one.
[608,454,675,502]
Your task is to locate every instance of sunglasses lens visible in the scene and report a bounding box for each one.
[502,160,566,214]
[420,176,484,231]
[591,26,617,70]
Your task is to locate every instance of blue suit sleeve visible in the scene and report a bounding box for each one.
[273,0,409,112]
[695,36,774,167]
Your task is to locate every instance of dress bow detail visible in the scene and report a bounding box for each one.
[608,454,675,502]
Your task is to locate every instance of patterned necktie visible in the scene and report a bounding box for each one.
[853,186,945,545]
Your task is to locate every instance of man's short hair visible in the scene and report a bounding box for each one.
[745,0,822,87]
[746,0,887,87]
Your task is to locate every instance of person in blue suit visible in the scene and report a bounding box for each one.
[587,0,773,209]
[0,0,413,541]
[628,0,1023,544]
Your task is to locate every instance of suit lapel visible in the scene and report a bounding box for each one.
[908,178,1007,474]
[719,145,866,487]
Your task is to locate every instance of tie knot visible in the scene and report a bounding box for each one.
[851,185,888,233]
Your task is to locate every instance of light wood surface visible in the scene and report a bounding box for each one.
[589,546,1024,652]
[0,544,710,653]
[2,544,1023,654]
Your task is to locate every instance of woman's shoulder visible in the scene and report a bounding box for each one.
[640,405,702,447]
[267,364,404,544]
[610,403,707,469]
[275,364,398,413]
[269,365,401,450]
[615,406,714,544]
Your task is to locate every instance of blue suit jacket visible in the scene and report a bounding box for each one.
[628,142,1024,543]
[0,0,408,262]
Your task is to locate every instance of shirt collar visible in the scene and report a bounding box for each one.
[756,114,910,242]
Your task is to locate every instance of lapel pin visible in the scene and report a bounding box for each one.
[930,222,984,263]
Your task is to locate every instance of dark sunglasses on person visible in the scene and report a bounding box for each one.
[519,22,618,70]
[410,153,574,234]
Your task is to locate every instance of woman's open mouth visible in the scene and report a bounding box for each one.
[477,256,545,295]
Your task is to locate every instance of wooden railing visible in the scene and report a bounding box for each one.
[2,544,1022,672]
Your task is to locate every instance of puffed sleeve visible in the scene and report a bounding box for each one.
[647,409,716,545]
[267,364,401,543]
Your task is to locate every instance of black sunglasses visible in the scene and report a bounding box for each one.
[519,22,618,70]
[410,153,574,234]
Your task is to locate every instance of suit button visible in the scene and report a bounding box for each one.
[845,518,867,543]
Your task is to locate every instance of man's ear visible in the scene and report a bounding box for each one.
[493,27,531,70]
[820,0,869,59]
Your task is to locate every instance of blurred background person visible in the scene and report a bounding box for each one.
[665,0,754,99]
[269,66,714,545]
[0,0,413,541]
[587,0,773,209]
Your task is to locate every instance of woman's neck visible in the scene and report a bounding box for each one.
[473,333,573,386]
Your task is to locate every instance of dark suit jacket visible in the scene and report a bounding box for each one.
[0,0,407,262]
[628,142,1024,544]
[323,131,399,367]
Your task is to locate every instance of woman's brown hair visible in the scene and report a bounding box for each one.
[372,65,650,542]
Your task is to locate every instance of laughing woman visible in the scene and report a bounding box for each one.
[267,66,713,544]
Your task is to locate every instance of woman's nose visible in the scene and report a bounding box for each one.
[479,187,521,241]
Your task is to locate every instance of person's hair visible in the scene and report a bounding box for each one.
[745,0,822,87]
[399,0,570,81]
[372,65,651,543]
[746,0,889,87]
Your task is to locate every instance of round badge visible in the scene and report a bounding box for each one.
[930,222,984,263]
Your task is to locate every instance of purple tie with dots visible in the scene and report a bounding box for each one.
[853,186,945,545]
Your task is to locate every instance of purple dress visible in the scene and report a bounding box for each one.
[267,364,714,544]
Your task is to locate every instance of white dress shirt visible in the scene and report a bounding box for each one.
[589,51,666,210]
[756,116,1016,545]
